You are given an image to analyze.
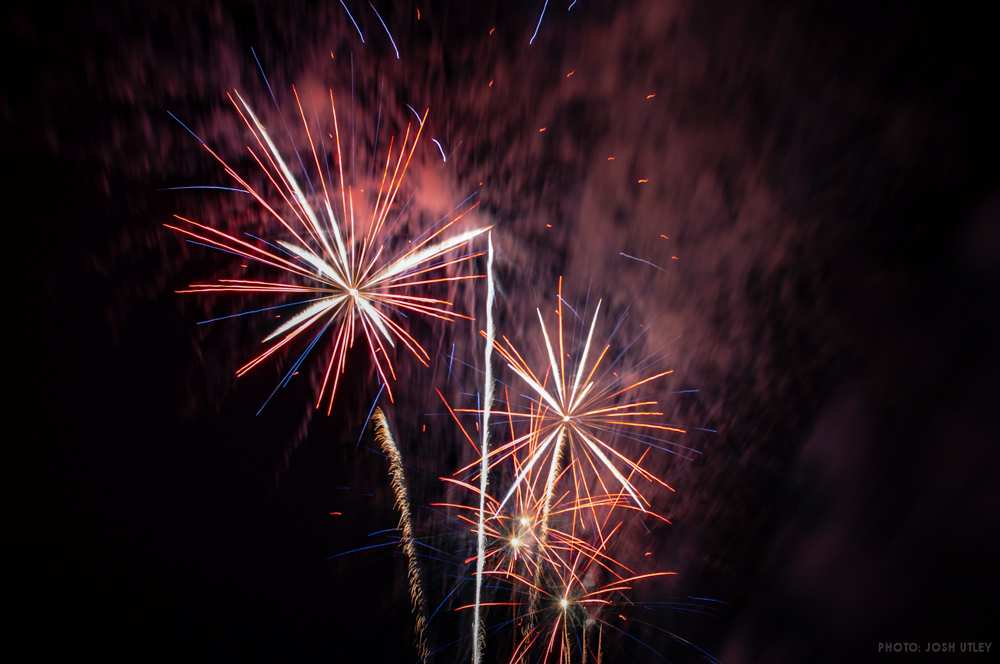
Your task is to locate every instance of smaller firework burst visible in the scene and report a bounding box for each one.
[453,277,683,519]
[437,383,675,663]
[443,467,676,664]
[432,277,685,660]
[436,410,670,585]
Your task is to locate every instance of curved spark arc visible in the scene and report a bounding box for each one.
[167,86,489,413]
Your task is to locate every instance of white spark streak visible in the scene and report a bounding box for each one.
[472,232,495,664]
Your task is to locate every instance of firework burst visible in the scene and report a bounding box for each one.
[166,86,489,413]
[454,277,682,520]
[436,455,670,592]
[435,277,684,654]
[436,353,677,661]
[443,459,677,664]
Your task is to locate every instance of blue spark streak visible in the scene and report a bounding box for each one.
[256,315,334,415]
[166,110,204,144]
[369,3,400,59]
[250,47,279,108]
[689,595,727,604]
[197,295,333,326]
[339,0,366,44]
[620,251,666,272]
[529,0,550,45]
[243,232,310,263]
[161,185,249,194]
[328,540,399,559]
[431,138,447,162]
[356,382,386,447]
[428,577,466,622]
[185,240,242,259]
[405,103,423,124]
[558,295,580,320]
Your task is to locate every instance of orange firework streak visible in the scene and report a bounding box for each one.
[166,87,490,412]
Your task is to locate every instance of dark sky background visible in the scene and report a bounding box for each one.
[11,1,999,662]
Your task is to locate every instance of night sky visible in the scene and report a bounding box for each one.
[13,1,999,662]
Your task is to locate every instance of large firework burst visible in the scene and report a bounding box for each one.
[166,86,489,413]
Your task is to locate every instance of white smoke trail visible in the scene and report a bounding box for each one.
[472,232,495,664]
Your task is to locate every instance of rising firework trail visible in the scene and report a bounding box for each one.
[372,408,429,662]
[166,86,489,414]
[472,231,496,664]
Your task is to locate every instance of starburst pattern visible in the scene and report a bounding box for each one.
[454,277,682,515]
[167,87,489,413]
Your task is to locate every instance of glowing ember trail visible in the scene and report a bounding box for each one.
[372,408,429,662]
